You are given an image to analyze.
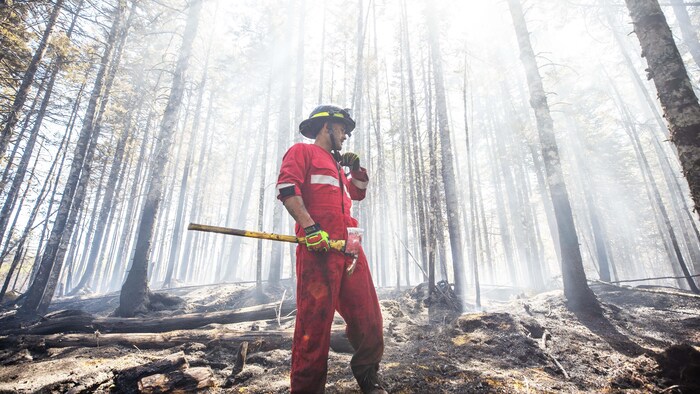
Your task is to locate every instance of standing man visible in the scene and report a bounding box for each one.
[276,105,386,394]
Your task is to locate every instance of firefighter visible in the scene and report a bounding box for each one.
[276,105,387,393]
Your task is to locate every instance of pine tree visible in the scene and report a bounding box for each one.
[507,0,599,311]
[624,0,700,220]
[116,0,203,317]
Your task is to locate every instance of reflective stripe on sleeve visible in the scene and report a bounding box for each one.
[310,174,339,188]
[351,178,368,190]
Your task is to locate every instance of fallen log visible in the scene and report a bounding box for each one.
[114,352,188,393]
[138,366,216,393]
[0,329,293,350]
[3,301,296,335]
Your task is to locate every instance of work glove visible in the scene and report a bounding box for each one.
[304,223,330,252]
[340,152,361,171]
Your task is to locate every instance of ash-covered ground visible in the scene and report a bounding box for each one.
[0,281,698,393]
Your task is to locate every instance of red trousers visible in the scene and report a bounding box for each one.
[290,244,384,393]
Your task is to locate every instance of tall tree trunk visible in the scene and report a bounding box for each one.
[463,67,481,308]
[607,3,700,257]
[150,109,189,285]
[257,77,272,292]
[268,1,294,285]
[68,2,138,294]
[566,119,612,282]
[0,92,75,302]
[97,138,134,293]
[0,0,83,266]
[624,0,700,220]
[108,74,163,292]
[30,74,87,290]
[652,137,700,273]
[485,118,517,285]
[612,85,700,292]
[401,0,429,277]
[0,0,64,159]
[396,38,414,285]
[294,0,305,143]
[116,0,202,317]
[669,0,700,70]
[71,107,135,294]
[0,67,55,256]
[163,57,209,288]
[18,3,125,316]
[0,71,45,195]
[69,142,110,291]
[0,146,41,266]
[61,194,88,294]
[427,3,466,302]
[39,0,134,309]
[421,54,437,293]
[179,92,215,281]
[317,2,327,103]
[224,138,263,282]
[507,0,598,310]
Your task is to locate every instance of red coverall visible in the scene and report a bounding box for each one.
[276,143,384,393]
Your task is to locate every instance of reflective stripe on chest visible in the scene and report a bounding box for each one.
[310,174,339,188]
[310,174,351,199]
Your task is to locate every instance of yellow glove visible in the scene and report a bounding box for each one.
[304,224,330,252]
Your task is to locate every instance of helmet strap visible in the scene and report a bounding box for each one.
[327,123,342,160]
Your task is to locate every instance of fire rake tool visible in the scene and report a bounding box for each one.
[187,223,362,275]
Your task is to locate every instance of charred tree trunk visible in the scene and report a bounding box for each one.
[257,78,272,293]
[508,0,599,311]
[611,81,700,292]
[116,0,202,317]
[163,56,209,288]
[463,68,481,308]
[108,74,163,293]
[668,0,700,70]
[401,0,429,277]
[566,120,612,282]
[71,109,135,294]
[427,4,466,302]
[179,92,215,281]
[422,54,437,294]
[624,0,700,220]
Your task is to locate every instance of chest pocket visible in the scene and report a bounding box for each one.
[308,158,351,201]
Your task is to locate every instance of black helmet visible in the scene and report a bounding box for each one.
[298,104,356,139]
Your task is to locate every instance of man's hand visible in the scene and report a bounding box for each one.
[340,152,360,171]
[304,224,330,252]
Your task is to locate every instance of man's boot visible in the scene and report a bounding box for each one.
[354,365,388,394]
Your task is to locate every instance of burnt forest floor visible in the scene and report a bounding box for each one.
[0,281,699,393]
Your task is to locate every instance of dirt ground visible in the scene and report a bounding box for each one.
[0,281,698,393]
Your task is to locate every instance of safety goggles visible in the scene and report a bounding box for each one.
[310,107,353,122]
